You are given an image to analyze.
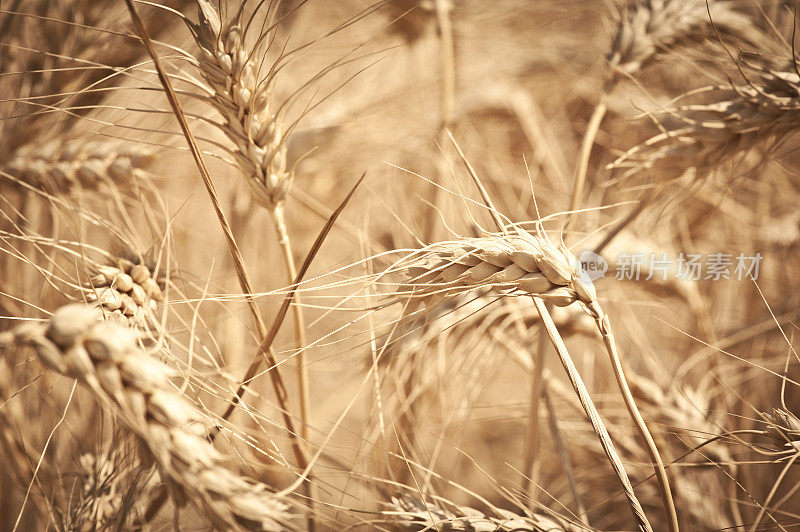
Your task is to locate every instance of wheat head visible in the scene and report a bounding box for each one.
[608,54,800,181]
[2,138,153,194]
[4,304,291,532]
[397,229,600,318]
[186,0,291,210]
[385,495,587,532]
[608,0,755,80]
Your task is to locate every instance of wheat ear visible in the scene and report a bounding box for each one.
[609,54,800,182]
[2,138,153,194]
[395,228,676,530]
[568,0,756,223]
[608,0,756,80]
[186,0,311,449]
[385,494,588,532]
[84,255,166,328]
[3,304,291,532]
[67,448,140,531]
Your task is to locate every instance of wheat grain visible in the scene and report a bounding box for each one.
[5,304,291,532]
[84,255,166,327]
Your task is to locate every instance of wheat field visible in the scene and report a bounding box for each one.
[1,1,799,530]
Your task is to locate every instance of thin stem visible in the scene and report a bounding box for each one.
[521,322,546,502]
[427,0,456,242]
[543,387,590,526]
[749,453,798,532]
[270,204,315,532]
[595,311,680,532]
[532,298,652,532]
[271,204,310,444]
[565,94,608,229]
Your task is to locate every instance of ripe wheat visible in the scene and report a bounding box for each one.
[3,304,291,532]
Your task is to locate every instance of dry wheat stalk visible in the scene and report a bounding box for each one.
[608,0,755,80]
[186,0,291,209]
[385,495,587,532]
[396,229,600,317]
[2,138,153,194]
[84,255,166,328]
[609,54,800,181]
[2,304,291,531]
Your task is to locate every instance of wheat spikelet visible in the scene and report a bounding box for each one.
[3,304,291,532]
[385,495,587,532]
[2,138,153,194]
[186,0,291,209]
[608,54,800,181]
[397,229,600,317]
[608,0,755,79]
[84,255,166,328]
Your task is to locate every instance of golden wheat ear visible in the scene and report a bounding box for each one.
[5,304,293,532]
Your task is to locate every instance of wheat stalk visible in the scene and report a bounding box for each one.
[2,304,292,532]
[385,495,588,532]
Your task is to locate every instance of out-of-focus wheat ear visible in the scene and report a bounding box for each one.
[0,360,52,521]
[569,0,760,223]
[384,494,589,531]
[383,0,437,44]
[66,447,146,532]
[607,0,758,82]
[2,138,154,195]
[5,304,294,532]
[608,53,800,183]
[628,372,738,528]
